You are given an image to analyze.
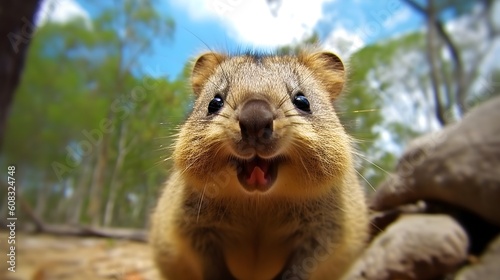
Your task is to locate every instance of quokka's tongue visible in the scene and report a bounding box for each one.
[245,158,270,186]
[246,166,268,186]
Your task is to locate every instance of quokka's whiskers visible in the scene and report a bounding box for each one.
[336,108,379,115]
[277,93,291,109]
[354,168,376,192]
[291,68,316,93]
[216,113,231,119]
[353,151,391,176]
[284,113,307,119]
[350,137,377,145]
[289,140,314,184]
[283,107,299,115]
[197,181,207,223]
[284,122,307,128]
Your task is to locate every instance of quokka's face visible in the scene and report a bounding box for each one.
[173,51,353,198]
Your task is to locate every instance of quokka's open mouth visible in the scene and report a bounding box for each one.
[236,156,279,192]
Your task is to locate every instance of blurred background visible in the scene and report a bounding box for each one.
[1,0,499,230]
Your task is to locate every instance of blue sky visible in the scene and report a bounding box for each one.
[156,0,422,79]
[38,0,423,79]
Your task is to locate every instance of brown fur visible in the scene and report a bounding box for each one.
[150,49,368,280]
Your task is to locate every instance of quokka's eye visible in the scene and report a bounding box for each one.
[292,92,311,113]
[208,94,224,115]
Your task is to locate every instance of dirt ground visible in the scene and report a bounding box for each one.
[0,231,161,280]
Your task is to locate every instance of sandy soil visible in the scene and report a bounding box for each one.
[0,231,161,280]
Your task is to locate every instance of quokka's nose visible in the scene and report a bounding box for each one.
[239,99,274,142]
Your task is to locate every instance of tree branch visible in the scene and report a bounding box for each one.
[20,194,147,242]
[424,0,447,125]
[403,0,469,121]
[434,20,466,116]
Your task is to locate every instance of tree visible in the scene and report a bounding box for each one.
[0,0,41,150]
[2,0,191,229]
[78,0,175,226]
[403,0,499,125]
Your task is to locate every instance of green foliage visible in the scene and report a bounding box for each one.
[3,1,187,227]
[340,46,387,190]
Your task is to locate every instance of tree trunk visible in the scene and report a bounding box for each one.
[0,0,41,150]
[68,157,92,224]
[87,131,110,227]
[426,1,447,126]
[103,121,129,227]
[35,174,50,220]
[403,0,496,121]
[433,20,466,116]
[55,177,77,223]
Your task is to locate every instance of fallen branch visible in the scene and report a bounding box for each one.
[17,194,147,242]
[26,224,148,242]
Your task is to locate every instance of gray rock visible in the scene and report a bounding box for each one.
[455,234,500,280]
[343,214,469,280]
[371,96,500,226]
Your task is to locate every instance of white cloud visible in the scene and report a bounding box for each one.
[383,7,412,30]
[322,26,365,58]
[173,0,336,47]
[35,0,90,27]
[171,0,213,20]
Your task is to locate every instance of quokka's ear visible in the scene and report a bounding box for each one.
[299,51,346,100]
[191,52,227,96]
